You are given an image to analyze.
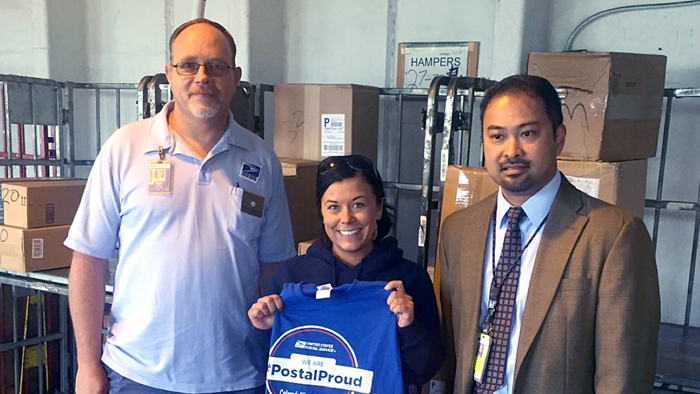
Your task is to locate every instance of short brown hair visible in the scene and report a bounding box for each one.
[169,18,237,66]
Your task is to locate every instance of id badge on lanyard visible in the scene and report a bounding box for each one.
[148,146,173,195]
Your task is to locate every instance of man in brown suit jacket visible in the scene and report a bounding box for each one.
[439,75,660,394]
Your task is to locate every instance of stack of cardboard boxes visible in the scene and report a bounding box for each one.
[528,51,667,219]
[274,84,381,251]
[0,179,85,272]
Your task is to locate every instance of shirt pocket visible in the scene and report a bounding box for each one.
[227,186,263,241]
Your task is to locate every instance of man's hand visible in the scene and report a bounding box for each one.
[385,280,415,328]
[74,363,108,394]
[248,295,284,330]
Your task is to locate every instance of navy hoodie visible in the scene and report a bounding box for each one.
[247,236,445,389]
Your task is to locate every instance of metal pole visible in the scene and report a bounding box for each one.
[652,94,673,248]
[457,93,466,165]
[137,76,152,121]
[192,0,206,19]
[392,93,405,239]
[465,86,476,166]
[5,84,14,177]
[36,292,45,394]
[685,182,700,326]
[417,76,451,270]
[116,88,121,129]
[12,286,19,394]
[59,294,68,393]
[440,78,459,183]
[1,83,8,175]
[95,88,102,155]
[65,84,77,177]
[29,84,38,164]
[396,94,404,184]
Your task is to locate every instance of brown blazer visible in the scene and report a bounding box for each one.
[439,176,660,394]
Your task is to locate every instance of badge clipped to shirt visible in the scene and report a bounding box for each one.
[473,332,492,383]
[148,146,172,195]
[241,189,265,218]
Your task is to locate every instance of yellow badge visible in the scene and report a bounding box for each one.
[473,333,492,383]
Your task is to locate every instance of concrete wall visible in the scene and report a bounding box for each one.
[0,0,50,78]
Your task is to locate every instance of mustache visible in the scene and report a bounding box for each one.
[188,89,216,96]
[499,158,531,170]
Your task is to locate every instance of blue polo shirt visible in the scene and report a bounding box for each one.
[65,101,296,392]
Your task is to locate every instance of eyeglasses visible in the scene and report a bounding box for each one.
[171,61,235,77]
[318,155,378,177]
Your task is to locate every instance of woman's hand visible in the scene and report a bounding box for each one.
[385,280,415,328]
[248,295,284,330]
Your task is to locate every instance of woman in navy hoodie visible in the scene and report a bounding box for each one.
[247,154,444,390]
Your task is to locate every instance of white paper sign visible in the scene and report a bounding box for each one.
[321,114,345,157]
[399,42,478,89]
[566,176,600,198]
[403,50,465,89]
[32,238,44,259]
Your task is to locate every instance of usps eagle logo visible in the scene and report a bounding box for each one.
[266,325,373,394]
[240,162,262,183]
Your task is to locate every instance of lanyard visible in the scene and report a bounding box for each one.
[482,208,548,333]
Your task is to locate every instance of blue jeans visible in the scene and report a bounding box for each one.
[105,365,264,394]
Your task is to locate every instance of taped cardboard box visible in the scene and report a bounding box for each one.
[434,166,498,305]
[274,84,379,163]
[1,177,81,225]
[558,159,647,218]
[0,225,72,271]
[282,158,321,246]
[528,52,666,161]
[2,179,86,228]
[440,166,499,224]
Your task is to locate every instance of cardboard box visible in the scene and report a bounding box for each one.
[558,159,647,218]
[297,240,314,255]
[434,166,498,307]
[0,225,72,271]
[282,158,322,246]
[1,177,75,225]
[440,166,499,224]
[2,179,86,228]
[274,84,379,163]
[528,52,666,161]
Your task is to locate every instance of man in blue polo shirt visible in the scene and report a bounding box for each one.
[65,19,296,394]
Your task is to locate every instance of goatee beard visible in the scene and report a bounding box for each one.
[189,102,220,119]
[500,175,533,193]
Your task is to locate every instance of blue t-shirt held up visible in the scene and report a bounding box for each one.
[266,281,404,394]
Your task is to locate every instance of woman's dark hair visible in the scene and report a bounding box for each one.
[316,155,392,246]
